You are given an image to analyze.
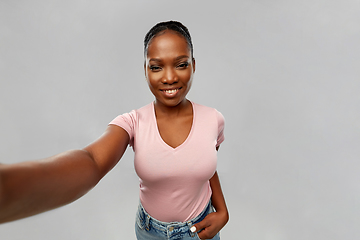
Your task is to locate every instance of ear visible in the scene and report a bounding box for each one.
[192,57,196,73]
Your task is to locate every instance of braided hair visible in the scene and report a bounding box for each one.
[144,20,194,58]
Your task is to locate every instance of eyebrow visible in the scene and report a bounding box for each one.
[175,55,190,61]
[148,55,190,63]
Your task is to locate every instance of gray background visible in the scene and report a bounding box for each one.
[1,0,359,239]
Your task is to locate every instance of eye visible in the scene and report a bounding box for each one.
[149,65,161,72]
[177,62,189,69]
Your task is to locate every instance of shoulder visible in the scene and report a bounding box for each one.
[192,101,225,121]
[109,102,153,126]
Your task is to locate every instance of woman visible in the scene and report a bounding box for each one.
[0,21,228,239]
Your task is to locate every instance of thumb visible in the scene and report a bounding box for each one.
[190,219,209,233]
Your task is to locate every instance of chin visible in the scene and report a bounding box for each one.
[158,98,186,108]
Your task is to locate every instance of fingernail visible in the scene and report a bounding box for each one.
[190,226,196,232]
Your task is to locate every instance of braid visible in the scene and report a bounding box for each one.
[144,20,193,58]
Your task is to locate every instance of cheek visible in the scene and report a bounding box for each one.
[147,80,156,91]
[147,79,161,96]
[146,73,160,87]
[180,71,193,85]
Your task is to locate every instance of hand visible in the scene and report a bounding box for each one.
[191,210,229,240]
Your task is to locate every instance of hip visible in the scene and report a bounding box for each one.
[135,200,220,240]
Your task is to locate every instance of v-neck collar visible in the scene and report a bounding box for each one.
[151,101,195,151]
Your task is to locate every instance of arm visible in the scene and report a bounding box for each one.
[192,147,229,239]
[0,125,129,224]
[193,171,229,239]
[210,171,229,221]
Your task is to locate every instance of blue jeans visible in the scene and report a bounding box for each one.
[135,201,220,240]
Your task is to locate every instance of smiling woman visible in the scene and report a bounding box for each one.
[0,20,228,240]
[145,27,195,109]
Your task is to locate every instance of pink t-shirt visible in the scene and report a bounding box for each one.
[109,101,225,222]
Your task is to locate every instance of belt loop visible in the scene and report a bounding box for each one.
[145,214,151,231]
[187,221,196,237]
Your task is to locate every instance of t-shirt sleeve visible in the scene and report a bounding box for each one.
[216,110,225,147]
[109,110,136,147]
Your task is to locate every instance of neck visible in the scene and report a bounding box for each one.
[154,99,191,118]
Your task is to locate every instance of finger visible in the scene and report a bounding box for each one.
[197,227,213,240]
[191,218,209,234]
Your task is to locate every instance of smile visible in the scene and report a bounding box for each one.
[160,87,182,97]
[164,89,178,93]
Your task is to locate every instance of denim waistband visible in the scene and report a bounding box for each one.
[136,201,213,238]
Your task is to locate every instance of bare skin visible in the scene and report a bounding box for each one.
[0,30,228,239]
[0,125,129,223]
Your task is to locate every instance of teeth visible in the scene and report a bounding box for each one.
[165,89,177,94]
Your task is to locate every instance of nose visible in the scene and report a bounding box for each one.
[162,67,178,84]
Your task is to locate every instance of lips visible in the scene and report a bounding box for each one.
[160,87,182,97]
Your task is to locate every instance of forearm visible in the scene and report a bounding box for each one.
[209,171,229,221]
[193,171,229,239]
[0,149,101,223]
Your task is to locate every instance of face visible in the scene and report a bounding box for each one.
[144,30,195,108]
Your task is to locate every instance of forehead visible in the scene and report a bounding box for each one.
[146,30,191,58]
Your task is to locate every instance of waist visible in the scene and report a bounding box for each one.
[136,199,213,234]
[139,181,212,222]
